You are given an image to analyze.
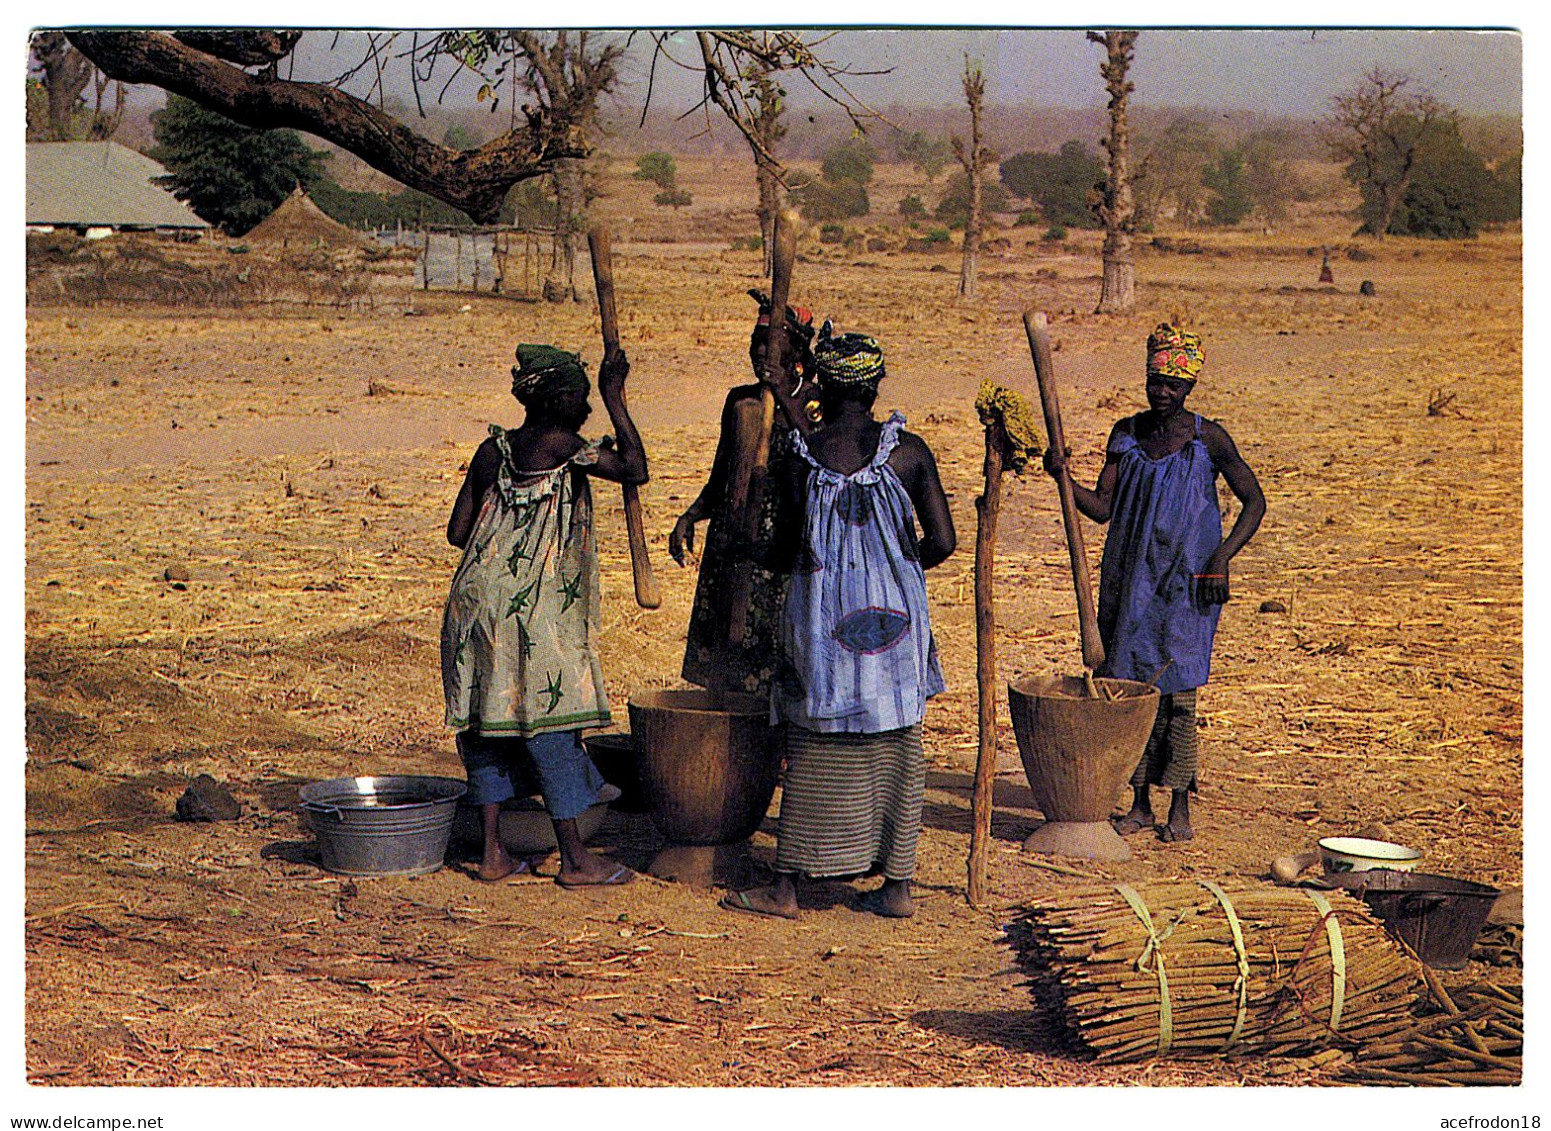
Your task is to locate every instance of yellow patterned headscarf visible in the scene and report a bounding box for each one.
[813,322,886,387]
[1146,323,1204,381]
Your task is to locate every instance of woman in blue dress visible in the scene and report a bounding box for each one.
[1045,324,1265,843]
[720,326,956,919]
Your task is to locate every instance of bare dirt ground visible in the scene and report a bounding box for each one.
[22,160,1521,1102]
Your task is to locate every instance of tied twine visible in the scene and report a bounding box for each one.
[1303,891,1348,1034]
[1115,884,1174,1056]
[1199,881,1251,1050]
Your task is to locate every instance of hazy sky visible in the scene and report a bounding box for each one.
[105,22,1522,124]
[805,28,1522,117]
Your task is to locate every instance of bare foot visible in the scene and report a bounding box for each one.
[555,861,633,888]
[473,855,533,882]
[721,886,799,920]
[860,881,915,919]
[1112,809,1155,837]
[1158,821,1194,843]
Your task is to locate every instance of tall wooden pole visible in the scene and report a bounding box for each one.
[589,225,661,609]
[1025,310,1105,677]
[967,415,1007,907]
[724,209,796,645]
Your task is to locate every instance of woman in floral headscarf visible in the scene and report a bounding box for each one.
[1044,323,1265,843]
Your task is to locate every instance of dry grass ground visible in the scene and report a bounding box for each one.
[22,154,1521,1103]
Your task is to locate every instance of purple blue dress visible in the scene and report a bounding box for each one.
[1097,413,1223,696]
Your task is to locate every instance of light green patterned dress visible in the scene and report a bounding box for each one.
[442,426,611,737]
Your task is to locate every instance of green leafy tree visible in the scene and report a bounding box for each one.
[794,175,869,222]
[1325,68,1451,239]
[821,136,875,187]
[1480,151,1521,224]
[794,137,875,221]
[1385,117,1496,238]
[307,177,474,228]
[1202,147,1252,226]
[933,170,1010,228]
[504,178,559,228]
[148,94,326,235]
[999,141,1103,229]
[634,151,678,190]
[442,123,480,151]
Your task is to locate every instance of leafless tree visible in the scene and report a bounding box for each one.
[507,31,624,301]
[1088,30,1139,314]
[953,58,995,300]
[646,30,886,272]
[67,27,884,247]
[750,69,787,276]
[1324,67,1448,239]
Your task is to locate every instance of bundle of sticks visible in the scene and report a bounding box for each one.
[1006,880,1423,1062]
[1342,975,1522,1087]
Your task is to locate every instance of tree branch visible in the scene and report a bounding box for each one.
[68,29,586,222]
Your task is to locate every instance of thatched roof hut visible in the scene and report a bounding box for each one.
[244,188,365,248]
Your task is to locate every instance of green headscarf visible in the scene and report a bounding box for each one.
[511,343,590,407]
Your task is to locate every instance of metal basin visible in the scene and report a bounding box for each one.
[299,774,466,877]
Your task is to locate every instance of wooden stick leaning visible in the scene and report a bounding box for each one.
[724,210,797,645]
[967,412,1008,908]
[587,226,661,610]
[1023,310,1104,683]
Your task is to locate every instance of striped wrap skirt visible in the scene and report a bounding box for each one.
[774,724,925,882]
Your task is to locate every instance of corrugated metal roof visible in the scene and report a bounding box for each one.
[26,141,210,230]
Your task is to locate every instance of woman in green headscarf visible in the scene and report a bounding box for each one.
[442,342,647,887]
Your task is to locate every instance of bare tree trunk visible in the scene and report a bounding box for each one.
[1089,31,1139,315]
[956,59,992,300]
[756,159,780,277]
[549,159,586,302]
[34,32,94,140]
[751,71,786,278]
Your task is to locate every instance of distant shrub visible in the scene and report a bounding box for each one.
[819,223,846,244]
[634,152,678,190]
[1014,210,1042,227]
[1042,226,1067,242]
[933,172,1012,228]
[653,188,692,209]
[898,194,927,221]
[795,178,869,222]
[925,228,950,245]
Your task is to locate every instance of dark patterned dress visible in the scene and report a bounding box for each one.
[680,425,796,697]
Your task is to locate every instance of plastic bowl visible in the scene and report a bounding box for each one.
[1318,836,1423,874]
